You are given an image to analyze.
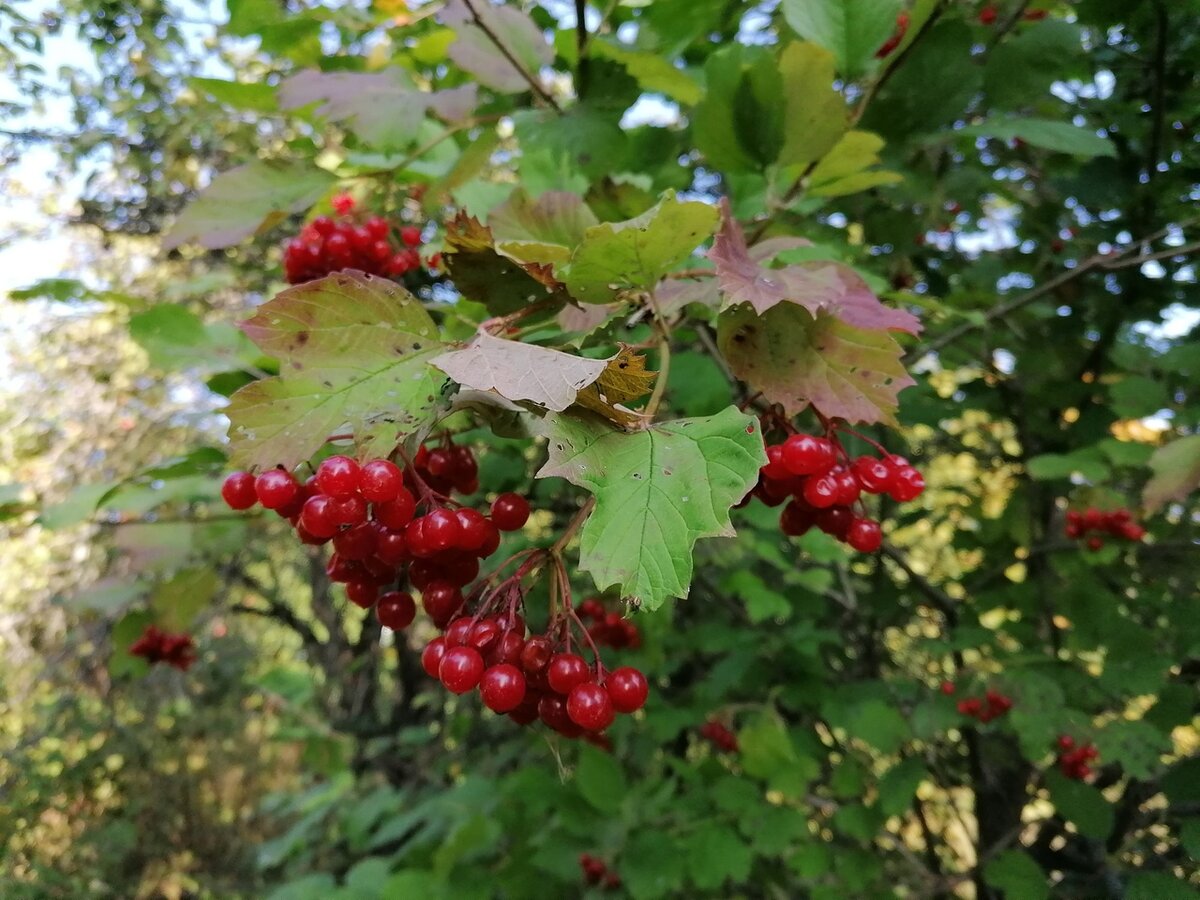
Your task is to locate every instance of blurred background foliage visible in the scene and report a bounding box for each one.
[1,0,1199,898]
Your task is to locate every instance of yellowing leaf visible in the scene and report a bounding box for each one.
[778,42,848,168]
[443,212,568,315]
[807,130,903,197]
[573,346,657,426]
[1143,435,1200,513]
[717,301,914,425]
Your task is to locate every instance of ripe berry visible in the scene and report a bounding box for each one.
[455,507,491,551]
[422,583,463,626]
[444,617,474,648]
[221,472,258,509]
[299,495,338,538]
[480,664,526,713]
[520,636,554,674]
[802,474,839,508]
[254,469,299,509]
[439,646,485,694]
[567,683,615,732]
[491,493,530,531]
[328,493,368,526]
[423,507,464,551]
[538,694,583,737]
[377,591,416,630]
[547,653,591,694]
[346,581,379,609]
[360,459,403,502]
[847,517,883,552]
[780,501,816,537]
[421,638,447,678]
[333,522,377,561]
[781,434,836,476]
[400,225,422,247]
[978,4,998,25]
[815,505,852,539]
[486,631,526,667]
[606,667,648,713]
[316,455,361,498]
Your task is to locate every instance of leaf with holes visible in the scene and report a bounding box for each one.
[718,302,914,425]
[441,0,553,94]
[279,69,477,149]
[536,407,765,610]
[709,201,920,333]
[563,191,720,304]
[442,212,568,315]
[431,332,606,412]
[573,346,656,427]
[1143,435,1200,513]
[163,161,335,250]
[227,272,445,470]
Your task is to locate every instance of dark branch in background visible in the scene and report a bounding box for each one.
[459,0,561,111]
[229,571,323,655]
[880,542,959,627]
[574,0,590,99]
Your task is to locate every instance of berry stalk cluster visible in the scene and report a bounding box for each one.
[748,426,925,553]
[579,854,622,891]
[577,597,641,650]
[282,193,427,284]
[956,688,1013,723]
[699,719,739,753]
[1064,506,1145,551]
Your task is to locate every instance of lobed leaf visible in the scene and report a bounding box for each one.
[1143,435,1200,513]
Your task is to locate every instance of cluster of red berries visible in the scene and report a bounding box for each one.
[699,719,739,753]
[748,431,925,553]
[421,613,649,736]
[220,439,525,629]
[1065,507,1145,551]
[129,624,197,671]
[956,689,1014,723]
[978,5,1047,25]
[876,10,910,58]
[1057,735,1099,780]
[577,597,641,650]
[579,854,621,891]
[282,193,425,284]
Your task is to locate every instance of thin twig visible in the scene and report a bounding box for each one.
[460,0,561,110]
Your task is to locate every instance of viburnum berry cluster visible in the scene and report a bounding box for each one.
[579,854,622,891]
[1057,735,1100,780]
[957,688,1014,723]
[1064,506,1146,551]
[577,597,641,650]
[129,624,197,671]
[699,719,739,753]
[282,193,426,284]
[221,436,522,627]
[747,424,925,553]
[419,577,650,737]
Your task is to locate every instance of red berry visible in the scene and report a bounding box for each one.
[439,646,484,694]
[761,444,790,481]
[480,664,526,712]
[377,591,416,629]
[299,495,338,539]
[547,653,591,695]
[485,631,526,667]
[405,518,435,558]
[781,434,836,476]
[780,500,816,537]
[852,456,890,493]
[567,683,615,732]
[426,448,455,479]
[454,508,491,551]
[254,469,299,509]
[520,636,554,674]
[606,667,648,713]
[424,508,464,551]
[422,583,463,626]
[374,528,409,565]
[421,638,447,678]
[444,617,474,648]
[815,505,852,539]
[221,472,258,509]
[538,694,583,737]
[468,617,501,651]
[332,193,356,215]
[333,522,378,560]
[802,474,839,508]
[400,225,422,247]
[316,455,362,498]
[1086,535,1104,551]
[940,681,956,695]
[491,493,530,531]
[329,493,368,526]
[847,517,883,552]
[373,490,416,531]
[1058,735,1075,751]
[477,521,502,557]
[360,459,403,502]
[979,4,998,25]
[346,581,379,609]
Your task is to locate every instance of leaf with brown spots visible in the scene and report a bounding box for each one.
[443,212,568,315]
[227,272,446,469]
[717,301,914,426]
[574,346,657,426]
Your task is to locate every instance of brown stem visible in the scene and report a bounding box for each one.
[460,0,561,110]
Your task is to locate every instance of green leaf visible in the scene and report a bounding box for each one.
[487,189,599,266]
[190,76,278,112]
[777,42,848,168]
[1094,720,1171,780]
[442,212,569,315]
[951,117,1117,158]
[984,850,1048,900]
[1111,374,1170,418]
[781,0,902,79]
[265,875,339,900]
[692,44,784,172]
[163,160,335,250]
[574,744,627,814]
[442,0,553,93]
[1143,435,1200,512]
[1126,872,1200,900]
[836,699,910,754]
[590,39,703,105]
[1180,820,1200,861]
[807,130,902,197]
[109,610,154,679]
[344,857,393,898]
[536,407,766,610]
[562,191,719,304]
[718,302,915,426]
[1026,450,1109,482]
[739,712,819,798]
[228,272,445,469]
[128,305,258,372]
[1046,770,1114,840]
[622,830,686,899]
[722,569,792,623]
[65,579,142,615]
[684,825,753,890]
[984,20,1084,111]
[38,483,114,530]
[876,757,926,817]
[150,567,218,631]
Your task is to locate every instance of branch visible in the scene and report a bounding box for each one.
[574,0,591,98]
[880,542,959,626]
[460,0,561,111]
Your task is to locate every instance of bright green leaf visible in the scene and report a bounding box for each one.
[575,744,626,814]
[984,850,1048,900]
[778,42,847,168]
[781,0,902,79]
